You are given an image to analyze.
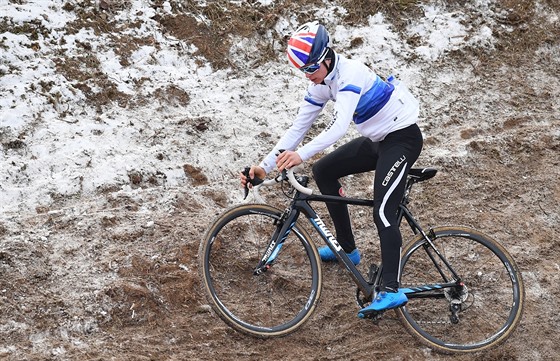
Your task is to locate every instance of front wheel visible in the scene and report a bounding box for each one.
[396,226,525,353]
[198,204,322,338]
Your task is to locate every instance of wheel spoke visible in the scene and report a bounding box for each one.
[397,227,524,352]
[199,205,321,337]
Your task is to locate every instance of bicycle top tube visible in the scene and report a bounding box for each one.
[253,165,437,203]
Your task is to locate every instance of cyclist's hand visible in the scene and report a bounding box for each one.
[241,166,265,200]
[240,166,265,188]
[276,150,302,172]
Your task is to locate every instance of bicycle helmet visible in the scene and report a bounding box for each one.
[287,21,330,69]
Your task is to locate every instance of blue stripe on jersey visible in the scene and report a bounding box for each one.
[340,84,361,94]
[353,76,394,124]
[304,95,325,107]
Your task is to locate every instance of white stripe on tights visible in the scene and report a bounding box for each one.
[379,163,408,228]
[397,246,403,283]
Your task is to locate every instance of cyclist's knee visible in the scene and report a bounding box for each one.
[312,159,327,179]
[312,161,335,190]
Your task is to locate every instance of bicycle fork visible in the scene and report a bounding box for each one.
[252,208,296,275]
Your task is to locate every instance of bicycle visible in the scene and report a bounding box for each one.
[198,166,524,353]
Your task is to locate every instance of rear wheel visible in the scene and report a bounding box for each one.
[199,204,322,337]
[397,226,524,353]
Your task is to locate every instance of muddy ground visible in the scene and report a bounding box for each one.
[1,1,559,360]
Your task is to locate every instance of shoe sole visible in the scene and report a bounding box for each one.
[320,259,360,266]
[357,301,408,319]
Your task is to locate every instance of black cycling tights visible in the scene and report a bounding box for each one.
[312,124,423,289]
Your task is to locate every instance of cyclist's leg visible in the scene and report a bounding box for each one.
[359,125,422,316]
[373,124,423,290]
[312,137,378,253]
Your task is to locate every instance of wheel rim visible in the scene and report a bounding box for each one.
[398,228,523,351]
[202,206,321,335]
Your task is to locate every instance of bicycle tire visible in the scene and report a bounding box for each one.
[396,226,524,353]
[198,203,322,338]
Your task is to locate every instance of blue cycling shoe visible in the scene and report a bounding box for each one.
[358,289,408,318]
[318,246,361,265]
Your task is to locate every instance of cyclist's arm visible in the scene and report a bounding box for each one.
[259,90,326,173]
[296,89,360,162]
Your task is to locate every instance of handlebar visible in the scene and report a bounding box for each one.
[285,165,313,195]
[251,165,313,202]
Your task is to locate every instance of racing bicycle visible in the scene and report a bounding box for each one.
[198,166,524,353]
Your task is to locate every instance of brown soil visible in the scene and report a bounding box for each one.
[1,1,559,360]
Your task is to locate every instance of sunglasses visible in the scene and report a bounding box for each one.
[300,62,321,74]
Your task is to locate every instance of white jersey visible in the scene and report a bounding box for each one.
[259,54,419,173]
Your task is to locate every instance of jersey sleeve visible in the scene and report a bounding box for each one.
[296,82,362,162]
[258,87,327,173]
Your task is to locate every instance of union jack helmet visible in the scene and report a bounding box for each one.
[287,21,330,69]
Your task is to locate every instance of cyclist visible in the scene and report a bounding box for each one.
[240,21,423,316]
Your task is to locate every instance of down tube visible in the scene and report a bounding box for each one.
[301,203,373,299]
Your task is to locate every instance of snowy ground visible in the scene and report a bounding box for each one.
[0,0,509,215]
[1,1,559,360]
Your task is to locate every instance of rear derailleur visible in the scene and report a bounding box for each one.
[445,283,469,324]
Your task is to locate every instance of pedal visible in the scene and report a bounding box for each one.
[361,309,385,322]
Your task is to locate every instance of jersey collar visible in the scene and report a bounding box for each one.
[322,52,339,85]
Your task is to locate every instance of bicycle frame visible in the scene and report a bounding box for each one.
[255,172,465,304]
[291,193,376,299]
[202,167,524,351]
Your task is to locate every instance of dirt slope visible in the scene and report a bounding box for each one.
[1,1,559,360]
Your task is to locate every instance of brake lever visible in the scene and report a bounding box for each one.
[242,166,264,200]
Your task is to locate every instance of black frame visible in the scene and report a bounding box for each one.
[255,177,464,303]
